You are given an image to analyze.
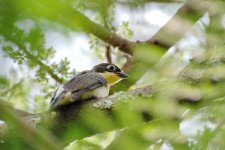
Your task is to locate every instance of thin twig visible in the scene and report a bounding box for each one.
[106,45,112,63]
[122,53,133,72]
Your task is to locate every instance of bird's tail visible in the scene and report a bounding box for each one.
[50,86,67,110]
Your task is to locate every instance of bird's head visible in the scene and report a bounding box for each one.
[92,63,128,86]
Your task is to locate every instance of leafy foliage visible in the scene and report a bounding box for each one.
[0,0,225,150]
[117,21,133,39]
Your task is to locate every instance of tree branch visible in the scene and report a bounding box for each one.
[20,47,63,84]
[2,32,63,84]
[122,54,133,72]
[106,45,112,64]
[18,0,169,56]
[1,69,225,146]
[146,0,205,49]
[0,0,221,148]
[0,100,62,150]
[0,84,155,147]
[15,0,206,59]
[0,101,32,120]
[0,80,202,144]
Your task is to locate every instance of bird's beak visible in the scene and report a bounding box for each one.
[116,72,128,79]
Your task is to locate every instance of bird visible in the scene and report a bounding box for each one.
[50,63,128,109]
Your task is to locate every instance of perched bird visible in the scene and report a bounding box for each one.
[50,63,128,109]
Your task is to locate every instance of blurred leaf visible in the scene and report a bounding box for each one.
[0,76,9,88]
[117,21,133,39]
[66,140,103,150]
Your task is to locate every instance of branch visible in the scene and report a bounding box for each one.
[2,32,63,84]
[0,80,202,144]
[81,16,136,55]
[1,69,225,147]
[15,0,206,58]
[18,1,168,56]
[106,45,112,64]
[20,47,63,84]
[0,84,155,147]
[146,0,205,48]
[0,100,63,150]
[122,54,133,72]
[79,0,204,53]
[103,16,113,64]
[0,101,32,121]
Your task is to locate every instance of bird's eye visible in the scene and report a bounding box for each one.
[107,65,116,72]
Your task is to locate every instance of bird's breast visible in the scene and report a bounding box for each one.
[81,86,109,100]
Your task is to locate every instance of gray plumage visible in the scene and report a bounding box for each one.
[50,70,107,109]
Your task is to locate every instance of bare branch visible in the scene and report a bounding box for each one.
[106,45,112,64]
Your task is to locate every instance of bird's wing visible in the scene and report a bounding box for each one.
[50,71,107,109]
[64,71,107,90]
